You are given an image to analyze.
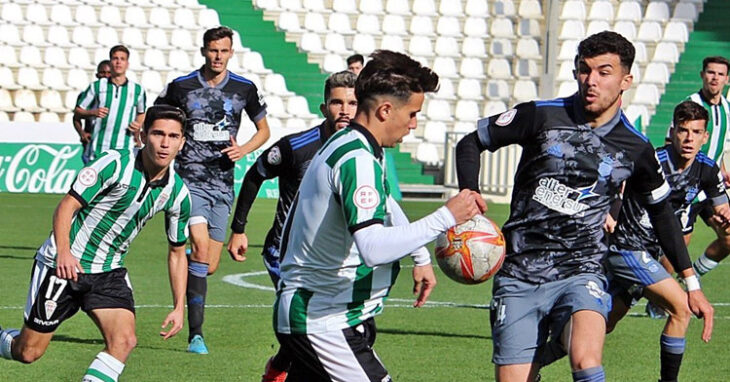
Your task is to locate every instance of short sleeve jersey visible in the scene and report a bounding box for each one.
[664,91,730,162]
[155,68,267,192]
[612,145,727,256]
[255,124,328,250]
[274,123,399,334]
[76,78,146,159]
[35,150,191,274]
[475,94,670,283]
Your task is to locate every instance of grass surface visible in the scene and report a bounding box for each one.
[0,193,728,381]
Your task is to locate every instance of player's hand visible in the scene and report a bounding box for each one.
[128,120,142,133]
[687,289,714,342]
[56,251,83,282]
[412,264,437,308]
[221,137,246,162]
[94,107,109,118]
[160,308,184,340]
[80,132,91,144]
[604,214,617,233]
[227,232,248,262]
[722,170,730,187]
[445,189,483,224]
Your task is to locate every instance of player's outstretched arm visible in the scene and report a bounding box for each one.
[455,132,485,192]
[161,244,187,340]
[53,194,84,282]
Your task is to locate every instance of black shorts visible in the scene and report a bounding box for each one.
[686,199,714,234]
[276,318,391,382]
[24,261,135,333]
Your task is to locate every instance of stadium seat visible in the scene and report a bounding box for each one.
[285,117,308,131]
[22,25,49,48]
[125,7,148,27]
[516,38,540,59]
[408,36,434,57]
[304,13,327,33]
[437,17,462,37]
[439,0,463,16]
[465,0,488,17]
[560,20,585,40]
[145,29,170,50]
[72,26,97,48]
[423,121,447,143]
[38,112,60,123]
[286,96,311,118]
[302,0,325,12]
[634,42,648,64]
[637,21,663,43]
[558,40,579,60]
[492,0,516,16]
[460,58,486,79]
[93,48,110,67]
[322,54,345,73]
[122,27,147,49]
[412,0,437,16]
[174,9,196,28]
[254,0,278,10]
[99,6,125,27]
[518,19,541,38]
[42,68,69,91]
[518,0,543,19]
[463,17,487,37]
[300,33,325,54]
[0,24,22,46]
[356,14,380,34]
[265,74,293,96]
[462,37,486,58]
[433,78,456,99]
[455,100,480,122]
[453,121,475,133]
[410,15,435,36]
[426,99,452,121]
[40,90,66,113]
[386,0,410,15]
[281,0,303,11]
[26,4,51,25]
[383,15,407,35]
[457,79,483,100]
[13,111,35,122]
[432,57,458,78]
[75,5,102,27]
[0,89,18,112]
[557,81,577,97]
[487,58,512,79]
[67,68,90,90]
[616,1,642,22]
[612,21,637,41]
[47,25,73,48]
[360,0,383,14]
[1,3,25,25]
[352,34,376,55]
[652,42,679,63]
[632,84,660,105]
[150,7,173,29]
[663,21,688,43]
[198,9,220,28]
[139,71,163,94]
[624,104,650,127]
[486,79,510,100]
[513,80,537,103]
[265,95,287,117]
[588,1,614,21]
[332,0,357,13]
[645,1,670,22]
[380,35,405,52]
[322,33,347,54]
[0,67,19,90]
[241,51,269,74]
[168,50,192,71]
[642,62,669,84]
[484,101,508,116]
[490,17,514,38]
[673,3,697,22]
[278,12,302,32]
[0,111,9,122]
[97,27,121,47]
[165,70,185,84]
[177,0,204,8]
[631,63,642,83]
[515,59,538,79]
[560,0,586,20]
[586,20,611,36]
[15,89,43,112]
[68,47,93,70]
[557,61,575,81]
[490,38,514,57]
[415,142,440,165]
[170,29,194,50]
[19,46,44,68]
[327,12,354,35]
[50,4,76,26]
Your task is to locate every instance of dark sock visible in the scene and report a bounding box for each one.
[572,366,605,382]
[271,346,291,372]
[660,334,685,382]
[187,261,208,342]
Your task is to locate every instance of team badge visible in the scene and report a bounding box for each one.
[77,168,98,187]
[354,185,379,209]
[585,280,606,299]
[495,109,517,126]
[267,146,282,165]
[44,300,57,319]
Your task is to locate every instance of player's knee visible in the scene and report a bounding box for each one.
[15,345,45,364]
[668,304,692,328]
[110,333,137,355]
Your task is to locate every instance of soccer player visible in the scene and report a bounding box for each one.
[347,53,364,75]
[455,31,713,382]
[155,26,270,354]
[73,60,111,165]
[0,105,191,382]
[227,70,357,381]
[74,46,146,162]
[273,50,483,381]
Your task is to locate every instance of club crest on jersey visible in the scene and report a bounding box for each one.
[495,109,517,126]
[354,185,379,209]
[533,177,598,216]
[267,146,282,165]
[44,300,57,319]
[77,167,98,187]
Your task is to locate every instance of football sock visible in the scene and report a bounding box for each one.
[187,260,209,342]
[0,328,19,360]
[82,352,124,382]
[271,346,292,372]
[539,339,567,367]
[659,334,685,382]
[572,366,605,382]
[693,253,718,277]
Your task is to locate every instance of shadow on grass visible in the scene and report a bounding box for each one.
[0,245,36,251]
[52,335,188,353]
[379,328,491,340]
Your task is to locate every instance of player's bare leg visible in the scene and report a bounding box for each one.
[568,310,606,381]
[205,239,224,275]
[6,326,54,363]
[187,222,211,353]
[83,308,136,381]
[496,362,540,382]
[694,219,730,276]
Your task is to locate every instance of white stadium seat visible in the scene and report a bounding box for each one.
[0,24,22,46]
[518,0,542,19]
[516,38,540,59]
[26,4,51,26]
[455,100,480,122]
[72,26,97,48]
[171,29,195,50]
[332,0,357,14]
[266,95,287,117]
[492,0,516,16]
[386,0,410,15]
[144,49,169,70]
[380,35,404,52]
[352,34,376,55]
[634,42,648,64]
[642,62,670,84]
[586,20,611,36]
[124,7,147,28]
[300,33,325,54]
[490,17,514,38]
[22,25,49,47]
[560,20,585,40]
[464,17,487,37]
[434,37,460,57]
[486,80,510,100]
[0,67,19,90]
[408,36,434,57]
[15,89,43,112]
[557,61,575,81]
[613,21,637,41]
[174,8,196,27]
[50,5,76,26]
[652,42,679,63]
[490,38,514,57]
[359,0,383,14]
[42,67,69,91]
[487,58,512,79]
[437,17,462,37]
[14,112,36,122]
[75,5,102,27]
[673,3,697,22]
[304,13,327,33]
[168,50,192,71]
[242,51,270,74]
[557,81,577,97]
[412,0,437,16]
[39,112,60,123]
[198,9,220,28]
[558,40,579,60]
[48,25,73,48]
[328,13,353,35]
[616,1,642,22]
[663,21,688,43]
[410,16,435,36]
[40,90,66,113]
[588,1,614,22]
[637,21,663,43]
[426,99,452,121]
[457,79,483,100]
[278,12,302,32]
[19,46,44,68]
[513,80,538,102]
[286,96,311,118]
[515,59,538,78]
[280,0,303,11]
[150,7,173,29]
[632,84,660,105]
[560,0,586,20]
[97,27,121,47]
[439,0,463,16]
[484,101,508,116]
[265,74,293,96]
[518,19,541,38]
[0,89,18,112]
[324,33,348,54]
[17,67,43,91]
[122,27,146,49]
[323,54,345,73]
[423,121,447,143]
[460,58,486,79]
[465,0,488,17]
[415,142,440,165]
[356,14,380,35]
[433,78,456,99]
[1,3,25,25]
[645,1,670,22]
[462,37,486,57]
[382,15,407,35]
[67,69,91,90]
[100,6,125,27]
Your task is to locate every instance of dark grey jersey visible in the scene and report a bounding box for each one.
[612,145,728,256]
[475,95,670,283]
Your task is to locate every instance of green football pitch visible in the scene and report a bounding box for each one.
[1,193,729,381]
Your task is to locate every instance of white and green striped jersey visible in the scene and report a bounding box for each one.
[274,124,398,335]
[666,91,730,163]
[35,150,191,274]
[76,78,146,160]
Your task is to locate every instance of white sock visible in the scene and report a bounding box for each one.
[82,352,125,382]
[0,328,20,360]
[693,253,719,277]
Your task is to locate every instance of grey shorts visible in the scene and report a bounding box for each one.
[490,273,612,365]
[606,246,671,305]
[188,186,233,242]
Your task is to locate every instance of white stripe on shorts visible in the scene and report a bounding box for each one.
[24,262,49,320]
[307,329,384,382]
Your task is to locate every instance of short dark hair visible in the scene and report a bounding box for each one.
[97,60,111,71]
[203,26,234,48]
[673,100,709,131]
[702,56,730,73]
[324,71,357,102]
[347,54,364,66]
[143,105,187,133]
[109,45,130,59]
[576,31,635,71]
[355,50,439,112]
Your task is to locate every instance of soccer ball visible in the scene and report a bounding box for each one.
[435,214,506,284]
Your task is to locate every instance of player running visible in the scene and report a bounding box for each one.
[455,31,713,382]
[226,70,357,381]
[273,50,483,381]
[155,26,270,354]
[0,105,191,382]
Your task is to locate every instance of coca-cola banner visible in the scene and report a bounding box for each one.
[0,122,278,196]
